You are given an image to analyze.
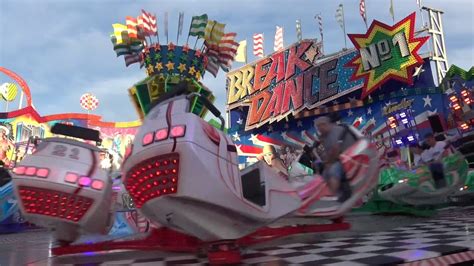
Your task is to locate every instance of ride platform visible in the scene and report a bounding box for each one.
[1,206,473,265]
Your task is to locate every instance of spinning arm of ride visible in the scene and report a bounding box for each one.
[378,147,468,206]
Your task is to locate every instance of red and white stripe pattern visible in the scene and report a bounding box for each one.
[253,33,264,58]
[400,250,474,265]
[126,16,139,40]
[317,15,323,41]
[359,0,367,26]
[139,9,157,36]
[218,32,239,71]
[274,26,284,51]
[205,55,220,77]
[124,54,142,67]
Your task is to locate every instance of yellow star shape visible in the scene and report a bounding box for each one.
[155,62,163,71]
[178,63,187,73]
[195,71,201,80]
[165,61,175,71]
[147,65,154,75]
[188,66,196,75]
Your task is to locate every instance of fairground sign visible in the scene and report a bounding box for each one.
[226,41,363,130]
[226,13,428,131]
[347,12,429,99]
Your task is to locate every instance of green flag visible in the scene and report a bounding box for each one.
[189,14,208,38]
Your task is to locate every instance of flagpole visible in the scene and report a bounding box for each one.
[342,5,347,48]
[176,16,180,45]
[155,13,160,44]
[390,0,395,23]
[364,0,369,30]
[186,17,192,46]
[18,91,24,109]
[165,12,169,44]
[193,38,199,50]
[176,13,182,45]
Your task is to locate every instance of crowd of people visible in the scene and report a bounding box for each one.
[257,115,454,203]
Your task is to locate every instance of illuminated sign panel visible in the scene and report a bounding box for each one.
[347,12,429,99]
[226,42,363,130]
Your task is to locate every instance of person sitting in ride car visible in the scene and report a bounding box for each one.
[421,133,448,188]
[257,145,289,177]
[410,143,427,168]
[314,116,356,202]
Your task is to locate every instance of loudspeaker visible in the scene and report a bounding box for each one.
[428,115,444,133]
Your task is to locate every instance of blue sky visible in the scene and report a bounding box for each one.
[0,0,472,122]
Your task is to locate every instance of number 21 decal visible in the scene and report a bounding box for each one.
[51,145,80,159]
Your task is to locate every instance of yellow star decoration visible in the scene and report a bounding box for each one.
[178,63,187,73]
[188,66,196,75]
[165,61,175,71]
[195,71,202,80]
[347,12,428,99]
[147,65,154,75]
[155,62,163,71]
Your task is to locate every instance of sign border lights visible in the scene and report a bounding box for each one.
[347,12,429,99]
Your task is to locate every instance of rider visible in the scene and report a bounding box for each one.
[422,133,448,188]
[257,145,289,177]
[314,116,357,202]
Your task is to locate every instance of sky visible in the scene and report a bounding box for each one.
[0,0,472,123]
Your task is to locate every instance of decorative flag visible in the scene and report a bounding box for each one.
[126,16,139,39]
[274,26,284,51]
[124,54,142,67]
[253,33,264,58]
[235,40,247,63]
[218,32,239,71]
[177,12,184,36]
[296,19,302,41]
[335,3,347,48]
[137,15,148,36]
[112,24,129,44]
[206,56,220,77]
[110,34,131,56]
[164,12,169,43]
[129,40,144,54]
[204,20,226,46]
[149,14,157,36]
[316,15,323,41]
[189,14,208,38]
[335,4,344,29]
[389,0,395,22]
[360,0,368,29]
[140,10,157,36]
